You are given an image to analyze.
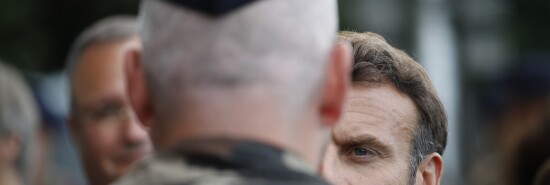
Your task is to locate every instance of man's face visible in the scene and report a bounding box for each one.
[70,38,152,184]
[321,82,418,185]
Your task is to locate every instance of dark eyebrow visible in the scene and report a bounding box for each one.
[332,133,392,157]
[77,95,124,115]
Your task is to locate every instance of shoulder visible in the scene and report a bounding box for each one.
[111,153,243,185]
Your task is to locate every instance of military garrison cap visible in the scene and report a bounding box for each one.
[162,0,259,16]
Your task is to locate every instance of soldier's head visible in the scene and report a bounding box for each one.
[67,16,152,185]
[321,32,447,185]
[127,0,351,166]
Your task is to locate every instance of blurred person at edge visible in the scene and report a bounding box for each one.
[66,16,152,185]
[321,32,448,185]
[469,54,550,185]
[534,158,550,185]
[113,0,352,184]
[0,62,40,185]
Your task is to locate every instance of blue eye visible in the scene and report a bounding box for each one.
[353,148,369,155]
[353,147,374,156]
[342,146,380,163]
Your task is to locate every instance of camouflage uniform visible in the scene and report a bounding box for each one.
[112,139,330,185]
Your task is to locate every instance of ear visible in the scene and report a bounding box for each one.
[320,41,353,127]
[125,48,154,130]
[416,153,444,185]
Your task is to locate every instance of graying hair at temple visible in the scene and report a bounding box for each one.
[65,15,137,77]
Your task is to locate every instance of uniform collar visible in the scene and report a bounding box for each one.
[171,138,315,175]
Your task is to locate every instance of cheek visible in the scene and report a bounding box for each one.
[323,158,372,185]
[337,165,409,185]
[81,124,121,154]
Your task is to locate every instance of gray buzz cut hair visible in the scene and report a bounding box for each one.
[65,15,138,77]
[139,0,339,118]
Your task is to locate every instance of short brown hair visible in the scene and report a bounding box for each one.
[338,31,448,182]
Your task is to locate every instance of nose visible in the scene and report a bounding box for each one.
[121,110,150,150]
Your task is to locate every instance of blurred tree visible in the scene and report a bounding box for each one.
[513,0,550,51]
[0,0,139,72]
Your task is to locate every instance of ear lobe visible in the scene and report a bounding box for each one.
[320,42,353,127]
[417,153,444,185]
[124,48,154,130]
